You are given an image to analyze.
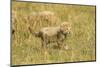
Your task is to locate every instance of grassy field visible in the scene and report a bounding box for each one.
[12,1,96,65]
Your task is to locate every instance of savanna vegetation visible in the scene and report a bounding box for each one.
[12,1,96,65]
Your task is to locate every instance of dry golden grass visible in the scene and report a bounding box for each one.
[12,1,96,65]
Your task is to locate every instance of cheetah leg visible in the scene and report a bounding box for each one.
[57,41,62,48]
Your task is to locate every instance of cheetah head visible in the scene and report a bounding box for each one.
[60,22,72,35]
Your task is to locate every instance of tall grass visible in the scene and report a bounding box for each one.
[12,1,96,65]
